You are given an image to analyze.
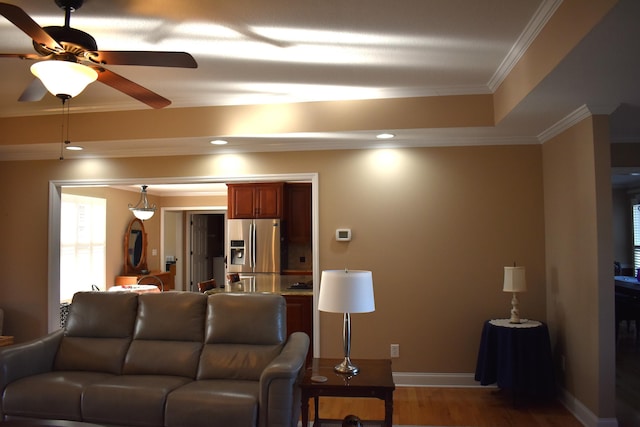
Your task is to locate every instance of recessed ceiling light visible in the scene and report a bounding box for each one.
[65,145,84,151]
[210,139,228,145]
[376,133,395,139]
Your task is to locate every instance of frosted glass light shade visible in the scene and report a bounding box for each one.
[318,270,375,313]
[503,266,527,292]
[128,185,156,221]
[131,209,155,221]
[31,61,98,99]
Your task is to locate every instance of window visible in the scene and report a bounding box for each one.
[60,193,106,302]
[632,204,640,274]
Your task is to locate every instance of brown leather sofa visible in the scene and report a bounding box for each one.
[0,291,309,427]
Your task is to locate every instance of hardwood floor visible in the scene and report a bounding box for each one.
[309,327,640,427]
[311,386,583,426]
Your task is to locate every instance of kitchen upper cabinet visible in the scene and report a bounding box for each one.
[227,182,284,219]
[285,183,312,244]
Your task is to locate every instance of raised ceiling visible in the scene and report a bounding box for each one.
[1,0,639,162]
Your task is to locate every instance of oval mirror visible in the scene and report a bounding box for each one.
[124,218,148,274]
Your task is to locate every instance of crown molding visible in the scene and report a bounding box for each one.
[488,0,563,91]
[537,104,592,142]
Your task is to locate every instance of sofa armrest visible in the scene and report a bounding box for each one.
[259,331,310,427]
[0,329,64,392]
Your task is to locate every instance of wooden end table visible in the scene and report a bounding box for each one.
[300,358,395,427]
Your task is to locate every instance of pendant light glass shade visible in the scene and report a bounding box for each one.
[30,61,98,99]
[128,185,156,221]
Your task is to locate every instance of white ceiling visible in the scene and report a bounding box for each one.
[1,0,640,178]
[0,0,545,117]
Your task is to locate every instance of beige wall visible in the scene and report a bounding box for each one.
[0,144,545,376]
[542,115,616,419]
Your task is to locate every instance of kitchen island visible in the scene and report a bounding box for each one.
[205,273,313,296]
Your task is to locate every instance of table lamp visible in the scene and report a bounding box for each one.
[318,269,375,375]
[503,266,527,323]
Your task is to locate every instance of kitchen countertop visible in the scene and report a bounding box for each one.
[205,273,313,296]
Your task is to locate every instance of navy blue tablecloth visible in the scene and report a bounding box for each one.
[474,319,555,398]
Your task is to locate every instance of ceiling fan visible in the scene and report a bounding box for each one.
[0,0,197,108]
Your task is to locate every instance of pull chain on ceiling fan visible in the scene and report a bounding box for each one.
[0,0,198,108]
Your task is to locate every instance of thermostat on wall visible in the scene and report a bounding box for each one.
[336,229,352,241]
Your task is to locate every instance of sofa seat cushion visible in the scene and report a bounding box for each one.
[81,375,192,427]
[2,371,114,421]
[165,379,258,427]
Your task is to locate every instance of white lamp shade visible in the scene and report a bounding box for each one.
[31,61,98,98]
[318,270,375,313]
[503,266,527,292]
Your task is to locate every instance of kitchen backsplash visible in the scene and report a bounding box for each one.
[286,242,313,271]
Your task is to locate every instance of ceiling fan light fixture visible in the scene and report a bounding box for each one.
[30,60,98,99]
[128,185,156,221]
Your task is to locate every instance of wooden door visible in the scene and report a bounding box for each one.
[190,214,209,291]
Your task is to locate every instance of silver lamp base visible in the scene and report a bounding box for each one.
[334,357,359,375]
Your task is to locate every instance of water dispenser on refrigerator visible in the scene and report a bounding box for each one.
[230,240,246,266]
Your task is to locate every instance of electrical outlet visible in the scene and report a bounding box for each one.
[390,344,400,358]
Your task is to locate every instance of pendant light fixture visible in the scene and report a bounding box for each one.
[128,185,156,221]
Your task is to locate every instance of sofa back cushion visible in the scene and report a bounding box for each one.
[54,291,139,374]
[123,292,207,378]
[197,293,286,380]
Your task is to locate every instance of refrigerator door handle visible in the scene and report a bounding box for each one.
[250,222,256,268]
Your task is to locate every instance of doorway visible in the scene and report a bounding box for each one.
[189,213,225,292]
[49,173,319,357]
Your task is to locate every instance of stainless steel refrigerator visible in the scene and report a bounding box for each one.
[227,218,281,274]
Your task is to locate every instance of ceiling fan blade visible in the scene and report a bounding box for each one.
[88,51,197,68]
[95,67,171,109]
[18,78,47,102]
[0,3,63,53]
[0,53,43,60]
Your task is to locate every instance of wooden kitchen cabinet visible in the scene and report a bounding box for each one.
[284,294,313,366]
[285,183,312,244]
[227,182,284,219]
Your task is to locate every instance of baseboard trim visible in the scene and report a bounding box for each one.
[558,387,618,427]
[392,372,483,388]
